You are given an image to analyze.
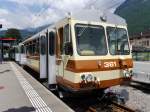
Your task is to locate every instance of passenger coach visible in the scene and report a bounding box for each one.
[18,9,133,92]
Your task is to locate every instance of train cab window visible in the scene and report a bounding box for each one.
[40,36,46,55]
[49,31,55,55]
[75,24,107,56]
[107,27,130,55]
[63,24,73,55]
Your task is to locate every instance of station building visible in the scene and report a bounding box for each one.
[130,31,150,51]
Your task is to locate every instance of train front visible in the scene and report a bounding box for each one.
[57,10,133,92]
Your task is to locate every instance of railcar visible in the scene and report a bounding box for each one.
[19,9,133,92]
[14,46,20,62]
[132,72,150,84]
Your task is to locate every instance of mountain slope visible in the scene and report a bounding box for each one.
[115,0,150,35]
[0,24,50,40]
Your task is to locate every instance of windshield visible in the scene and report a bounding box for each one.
[107,27,130,55]
[75,24,107,56]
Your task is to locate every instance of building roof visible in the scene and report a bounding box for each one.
[0,38,16,41]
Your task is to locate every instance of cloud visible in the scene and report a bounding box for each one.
[7,0,51,6]
[0,0,126,30]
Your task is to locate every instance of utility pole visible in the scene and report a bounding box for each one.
[0,24,2,64]
[0,24,2,28]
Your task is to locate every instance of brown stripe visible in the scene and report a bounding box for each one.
[27,56,40,60]
[56,76,130,91]
[56,28,63,65]
[66,59,133,73]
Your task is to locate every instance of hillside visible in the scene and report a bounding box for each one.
[115,0,150,35]
[0,24,50,41]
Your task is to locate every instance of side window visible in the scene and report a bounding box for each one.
[29,44,32,56]
[63,24,73,55]
[49,31,55,55]
[59,28,63,54]
[15,47,18,53]
[40,36,46,55]
[21,45,24,53]
[26,44,30,57]
[32,42,35,56]
[64,24,70,43]
[35,39,39,56]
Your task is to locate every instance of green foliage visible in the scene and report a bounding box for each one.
[5,28,21,41]
[115,0,150,35]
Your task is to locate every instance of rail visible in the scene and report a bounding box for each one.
[87,101,135,112]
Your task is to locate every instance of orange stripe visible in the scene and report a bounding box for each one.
[66,59,133,73]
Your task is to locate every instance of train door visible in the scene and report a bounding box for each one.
[48,30,56,86]
[56,24,73,79]
[15,47,19,62]
[19,45,26,65]
[56,27,64,78]
[40,35,47,79]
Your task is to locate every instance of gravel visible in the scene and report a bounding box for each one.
[110,83,150,112]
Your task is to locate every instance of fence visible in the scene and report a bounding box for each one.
[132,51,150,61]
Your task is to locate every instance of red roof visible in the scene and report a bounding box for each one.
[0,38,16,41]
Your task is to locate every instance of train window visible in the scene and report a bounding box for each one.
[107,27,130,55]
[49,31,55,55]
[15,47,18,53]
[29,44,32,56]
[35,40,39,56]
[75,24,107,56]
[32,44,36,56]
[21,45,24,53]
[58,27,63,54]
[63,24,73,55]
[26,45,28,56]
[40,36,46,55]
[64,24,70,43]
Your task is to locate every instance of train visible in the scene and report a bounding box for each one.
[132,62,150,84]
[15,9,133,93]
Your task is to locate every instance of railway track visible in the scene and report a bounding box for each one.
[87,101,135,112]
[129,81,150,93]
[86,91,135,112]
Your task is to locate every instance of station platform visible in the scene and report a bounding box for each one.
[0,62,73,112]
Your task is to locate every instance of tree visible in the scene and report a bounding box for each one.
[5,28,22,42]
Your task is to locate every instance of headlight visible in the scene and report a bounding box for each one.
[86,74,93,82]
[80,74,94,82]
[81,74,85,80]
[123,70,131,77]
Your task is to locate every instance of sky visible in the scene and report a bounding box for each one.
[0,0,126,30]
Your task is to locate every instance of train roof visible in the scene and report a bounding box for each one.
[21,9,126,44]
[71,9,126,26]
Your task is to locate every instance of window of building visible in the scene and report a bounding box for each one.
[147,40,149,46]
